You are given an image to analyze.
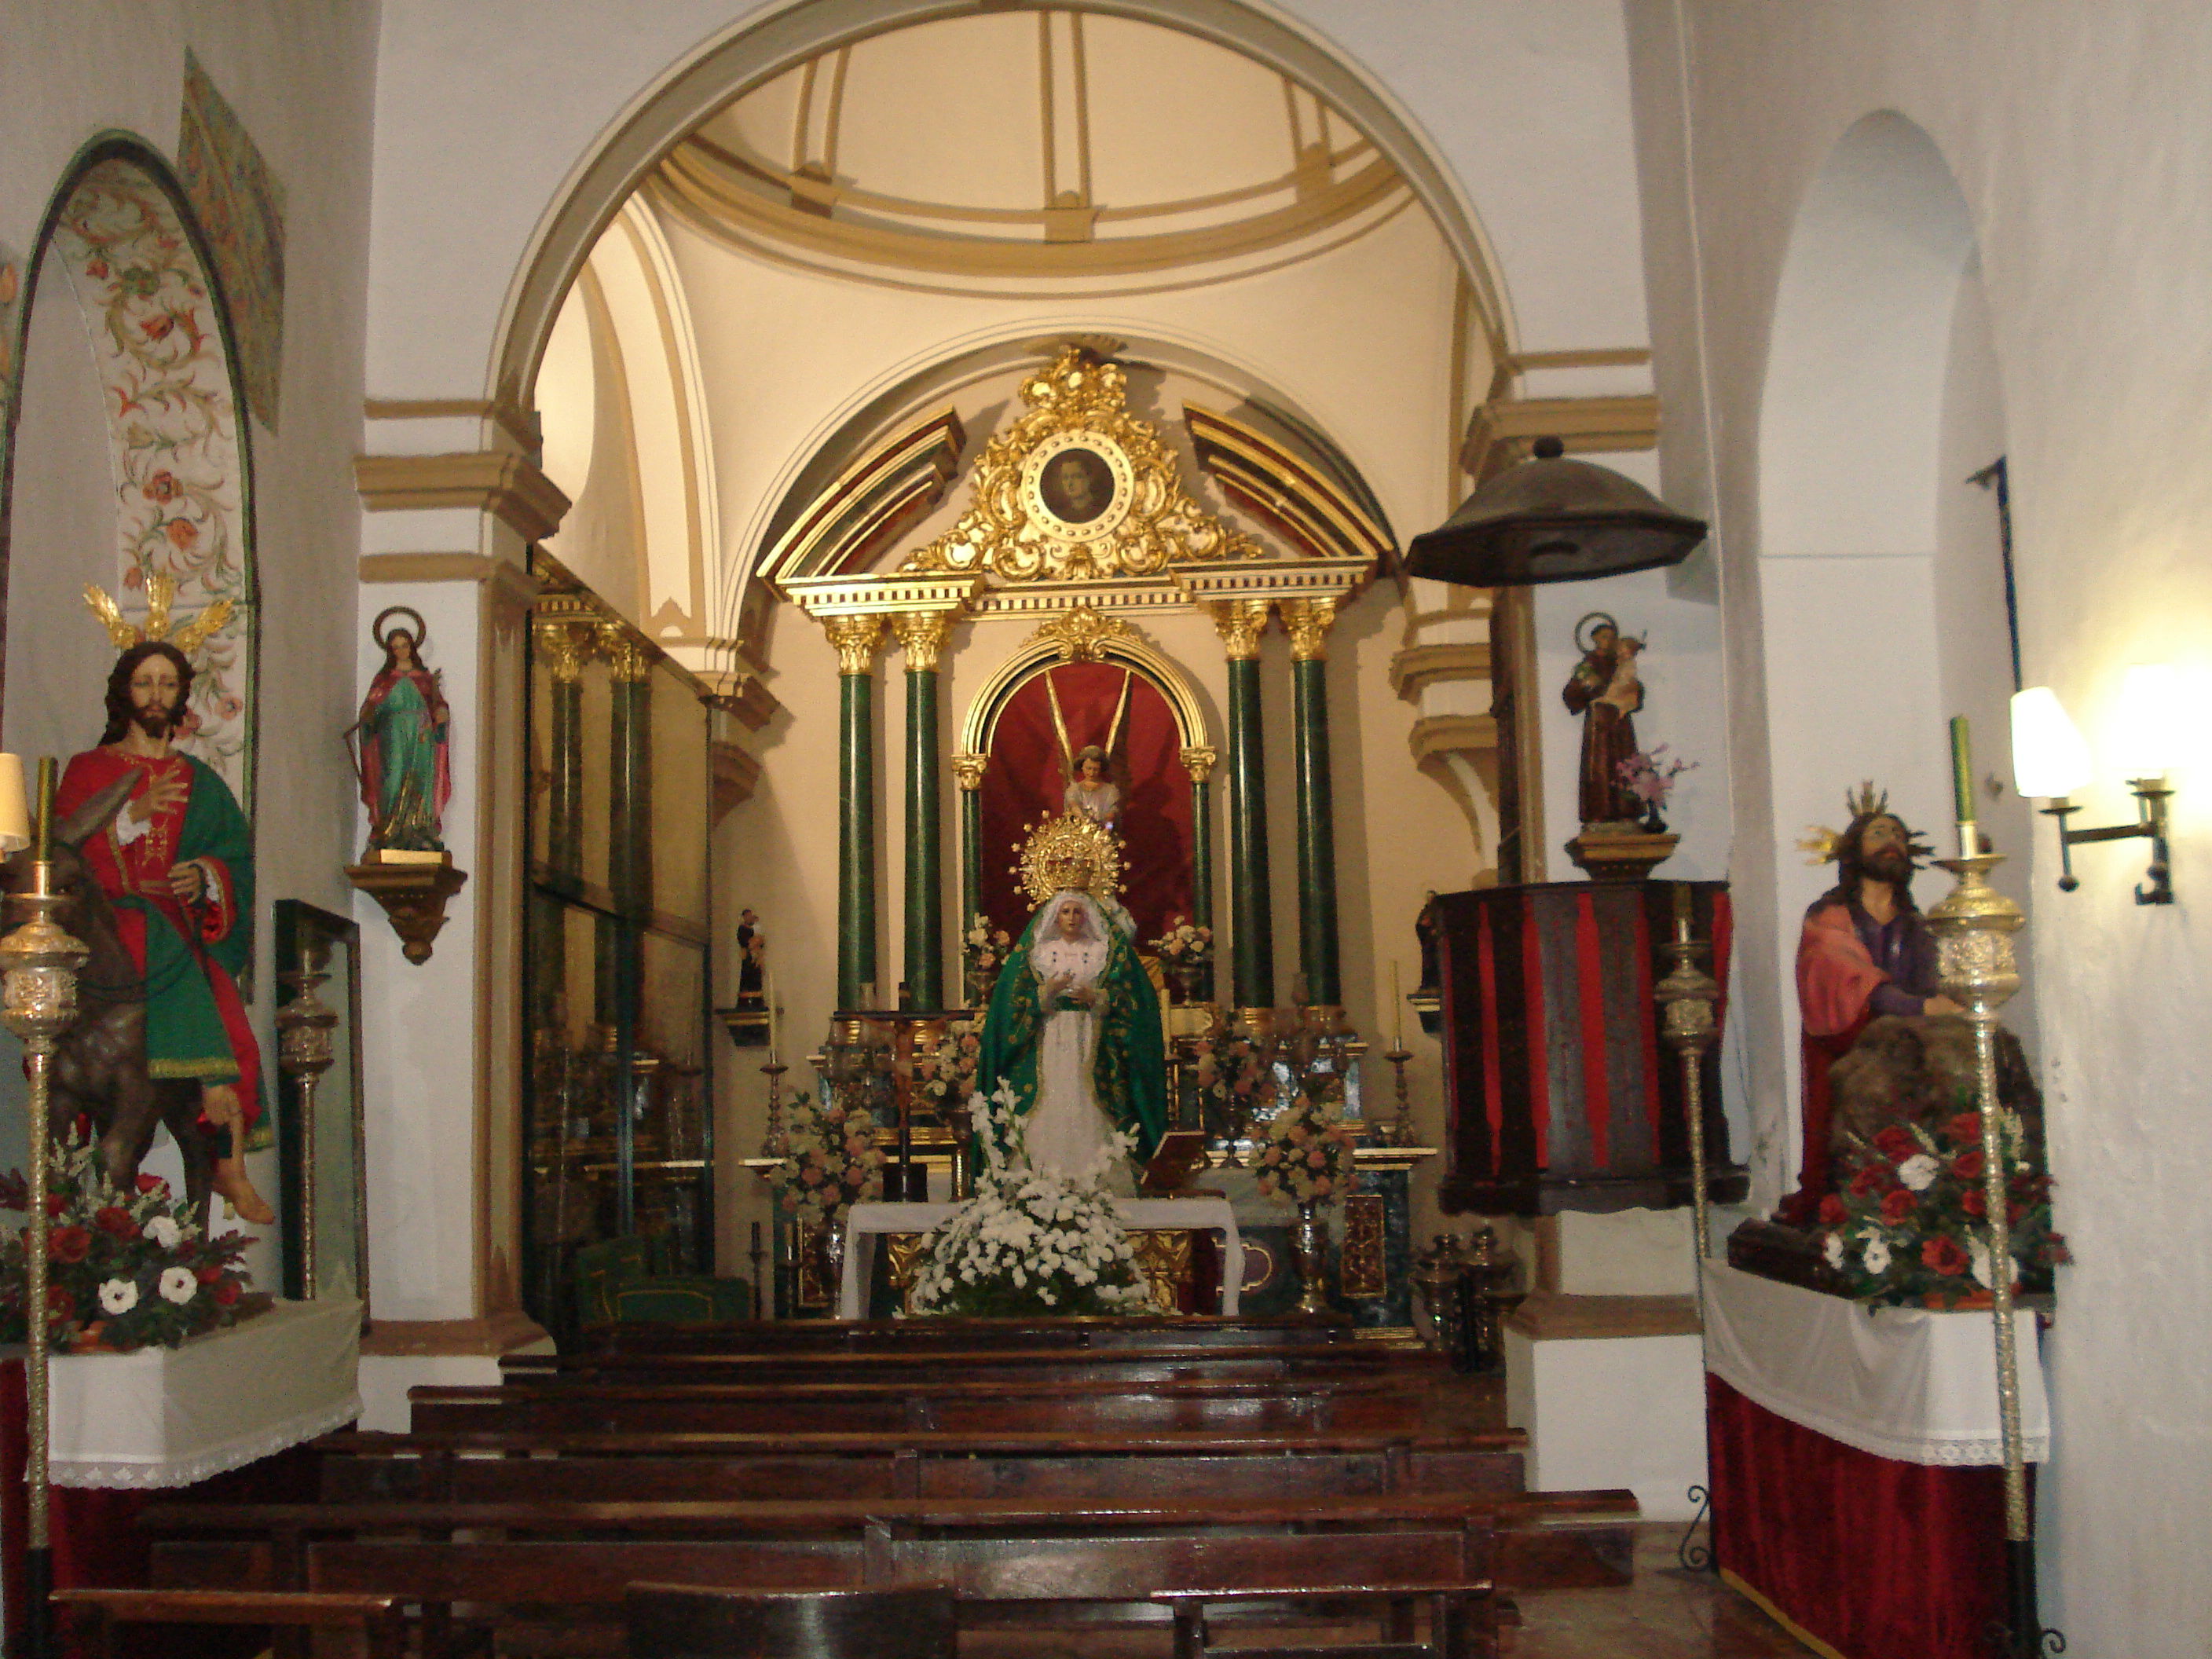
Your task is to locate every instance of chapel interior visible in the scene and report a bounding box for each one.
[0,3,2199,1657]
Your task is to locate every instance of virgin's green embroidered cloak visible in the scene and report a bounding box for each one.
[976,898,1167,1167]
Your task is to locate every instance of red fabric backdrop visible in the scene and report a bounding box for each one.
[1708,1374,2012,1659]
[979,661,1193,947]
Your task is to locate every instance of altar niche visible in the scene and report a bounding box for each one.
[974,656,1197,952]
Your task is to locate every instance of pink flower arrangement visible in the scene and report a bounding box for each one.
[769,1090,884,1229]
[1255,1097,1359,1206]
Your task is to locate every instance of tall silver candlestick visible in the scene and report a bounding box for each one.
[1925,817,2048,1658]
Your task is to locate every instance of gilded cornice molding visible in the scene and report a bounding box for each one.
[1280,596,1339,662]
[1030,602,1132,663]
[822,613,888,676]
[950,753,991,793]
[353,451,573,543]
[1209,597,1272,661]
[892,610,955,672]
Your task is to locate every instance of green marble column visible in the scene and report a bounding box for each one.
[953,753,989,1002]
[535,619,590,886]
[1181,745,1218,994]
[896,612,953,1010]
[825,615,887,1009]
[605,633,654,918]
[1213,600,1274,1013]
[1285,599,1342,1009]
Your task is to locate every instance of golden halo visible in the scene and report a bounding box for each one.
[372,606,430,654]
[1017,811,1124,910]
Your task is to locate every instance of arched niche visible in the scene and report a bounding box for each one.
[0,135,260,816]
[962,631,1210,946]
[1746,109,2022,1207]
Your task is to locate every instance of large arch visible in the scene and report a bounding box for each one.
[487,0,1517,412]
[1740,109,2017,1207]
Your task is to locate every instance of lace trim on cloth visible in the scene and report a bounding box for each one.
[53,1392,361,1489]
[1703,1353,2045,1467]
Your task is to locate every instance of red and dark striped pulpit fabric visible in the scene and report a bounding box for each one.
[1432,880,1742,1216]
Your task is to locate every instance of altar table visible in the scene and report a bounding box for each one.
[1,1298,362,1640]
[1701,1262,2045,1659]
[840,1199,1243,1319]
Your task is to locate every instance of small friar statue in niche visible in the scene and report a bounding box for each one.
[737,907,766,1002]
[1561,613,1647,827]
[347,606,451,859]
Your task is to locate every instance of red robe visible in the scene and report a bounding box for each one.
[1778,902,1899,1223]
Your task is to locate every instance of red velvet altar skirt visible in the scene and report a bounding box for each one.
[1708,1373,2014,1659]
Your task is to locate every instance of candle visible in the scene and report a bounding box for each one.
[35,756,55,863]
[766,970,778,1067]
[1949,715,1976,826]
[0,755,29,854]
[1672,881,1691,945]
[1391,961,1404,1050]
[751,1221,762,1253]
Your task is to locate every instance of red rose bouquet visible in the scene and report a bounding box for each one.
[1818,1097,2067,1309]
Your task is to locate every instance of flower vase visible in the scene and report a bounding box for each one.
[1292,1200,1331,1315]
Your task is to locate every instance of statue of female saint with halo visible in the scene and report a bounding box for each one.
[346,606,451,855]
[976,815,1167,1190]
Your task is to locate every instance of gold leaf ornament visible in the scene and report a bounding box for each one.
[81,570,234,658]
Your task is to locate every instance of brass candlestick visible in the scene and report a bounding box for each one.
[276,947,339,1298]
[1925,817,2049,1659]
[0,758,89,1659]
[759,1060,789,1160]
[1379,1046,1412,1148]
[1653,890,1722,1265]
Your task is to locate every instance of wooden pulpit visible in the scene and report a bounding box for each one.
[1430,879,1746,1216]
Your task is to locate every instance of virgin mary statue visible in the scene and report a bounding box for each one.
[976,888,1167,1186]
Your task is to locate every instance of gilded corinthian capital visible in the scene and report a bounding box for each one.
[1209,598,1272,661]
[950,753,991,792]
[822,613,888,676]
[892,610,955,673]
[1180,745,1218,783]
[1280,596,1340,661]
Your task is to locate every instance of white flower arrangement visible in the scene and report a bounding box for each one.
[906,1082,1153,1319]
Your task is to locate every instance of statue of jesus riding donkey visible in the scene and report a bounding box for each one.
[5,578,275,1228]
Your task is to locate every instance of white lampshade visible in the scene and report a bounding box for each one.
[0,753,27,854]
[2010,688,2091,800]
[2111,663,2185,780]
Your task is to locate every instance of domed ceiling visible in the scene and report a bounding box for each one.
[646,9,1413,293]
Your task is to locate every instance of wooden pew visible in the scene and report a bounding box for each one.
[405,1376,1437,1437]
[50,1588,405,1659]
[504,1343,1441,1386]
[313,1433,1529,1505]
[159,1524,1523,1659]
[578,1317,1399,1356]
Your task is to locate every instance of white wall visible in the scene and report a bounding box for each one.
[1626,2,2212,1645]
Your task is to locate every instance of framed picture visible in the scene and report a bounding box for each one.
[1024,433,1134,540]
[273,899,370,1322]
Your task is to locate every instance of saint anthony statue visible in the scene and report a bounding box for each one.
[56,639,274,1223]
[1776,789,1961,1225]
[1062,745,1122,833]
[1561,614,1646,826]
[348,608,451,855]
[976,888,1166,1188]
[736,907,764,1000]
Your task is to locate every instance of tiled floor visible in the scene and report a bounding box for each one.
[1505,1526,1811,1657]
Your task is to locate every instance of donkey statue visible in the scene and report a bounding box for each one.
[5,771,220,1222]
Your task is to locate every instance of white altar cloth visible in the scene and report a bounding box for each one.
[840,1199,1242,1320]
[46,1297,362,1488]
[1701,1262,2046,1467]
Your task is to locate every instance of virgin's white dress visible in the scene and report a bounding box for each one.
[1024,928,1133,1191]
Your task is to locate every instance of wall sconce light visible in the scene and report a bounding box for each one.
[2009,666,2178,904]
